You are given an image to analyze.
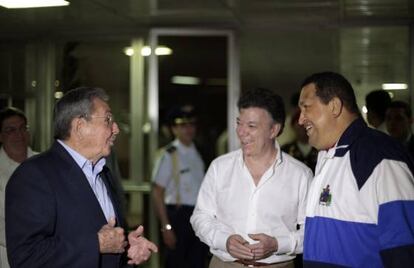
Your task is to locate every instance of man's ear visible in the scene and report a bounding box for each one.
[73,117,85,140]
[271,123,281,139]
[329,97,343,118]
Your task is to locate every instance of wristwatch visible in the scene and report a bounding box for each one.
[161,223,172,232]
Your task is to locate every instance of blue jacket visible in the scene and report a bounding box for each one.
[304,118,414,268]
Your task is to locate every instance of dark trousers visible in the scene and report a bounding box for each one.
[164,205,208,268]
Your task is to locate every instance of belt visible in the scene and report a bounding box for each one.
[234,260,274,267]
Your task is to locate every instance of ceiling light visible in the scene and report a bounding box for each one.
[0,0,69,8]
[123,46,173,57]
[123,47,134,56]
[54,91,64,99]
[141,47,151,56]
[171,76,200,85]
[154,46,172,56]
[381,83,408,90]
[141,46,172,56]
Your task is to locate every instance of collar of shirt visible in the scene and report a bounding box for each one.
[0,146,19,168]
[57,140,106,179]
[173,138,196,155]
[239,140,283,185]
[0,146,37,172]
[317,119,364,162]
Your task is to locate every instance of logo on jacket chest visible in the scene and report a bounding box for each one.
[319,184,332,206]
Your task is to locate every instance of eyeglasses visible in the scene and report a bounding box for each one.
[89,114,114,127]
[1,125,29,135]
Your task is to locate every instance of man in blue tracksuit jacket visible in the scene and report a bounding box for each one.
[298,71,414,268]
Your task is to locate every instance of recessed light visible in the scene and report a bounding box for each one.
[0,0,70,9]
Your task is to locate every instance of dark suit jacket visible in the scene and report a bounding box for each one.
[5,141,128,268]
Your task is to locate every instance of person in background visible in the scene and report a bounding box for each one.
[298,71,414,267]
[152,105,208,268]
[0,107,38,268]
[385,100,414,157]
[282,108,318,173]
[6,87,157,268]
[365,89,391,133]
[277,92,300,146]
[191,88,312,268]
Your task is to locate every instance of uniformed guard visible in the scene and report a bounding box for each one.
[151,105,208,268]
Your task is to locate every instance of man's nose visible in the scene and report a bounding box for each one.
[298,112,305,126]
[237,125,247,136]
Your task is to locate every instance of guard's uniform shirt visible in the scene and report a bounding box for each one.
[152,139,207,268]
[152,139,205,206]
[304,118,414,268]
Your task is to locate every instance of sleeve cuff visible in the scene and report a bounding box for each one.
[212,230,231,252]
[275,235,293,255]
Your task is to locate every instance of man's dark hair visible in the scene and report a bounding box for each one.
[301,71,361,115]
[365,90,392,121]
[388,100,412,118]
[237,88,285,136]
[54,87,108,140]
[0,107,27,131]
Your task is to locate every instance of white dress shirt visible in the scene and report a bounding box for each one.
[190,142,312,263]
[0,146,37,268]
[152,139,205,206]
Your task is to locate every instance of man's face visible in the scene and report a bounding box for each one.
[80,98,119,163]
[0,115,30,154]
[171,122,196,146]
[386,107,411,142]
[236,107,279,158]
[298,83,335,150]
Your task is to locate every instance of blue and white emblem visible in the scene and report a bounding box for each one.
[319,184,332,206]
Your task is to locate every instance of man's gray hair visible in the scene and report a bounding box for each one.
[53,87,109,140]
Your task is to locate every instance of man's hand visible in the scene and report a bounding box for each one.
[162,229,176,249]
[247,233,278,260]
[226,234,254,260]
[127,225,158,265]
[98,217,128,254]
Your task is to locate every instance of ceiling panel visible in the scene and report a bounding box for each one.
[0,0,412,34]
[340,26,410,106]
[0,0,412,106]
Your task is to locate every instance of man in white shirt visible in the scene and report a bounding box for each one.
[0,107,37,268]
[152,105,207,268]
[191,88,312,268]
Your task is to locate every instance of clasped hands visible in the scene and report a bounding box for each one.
[226,233,278,261]
[98,217,158,265]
